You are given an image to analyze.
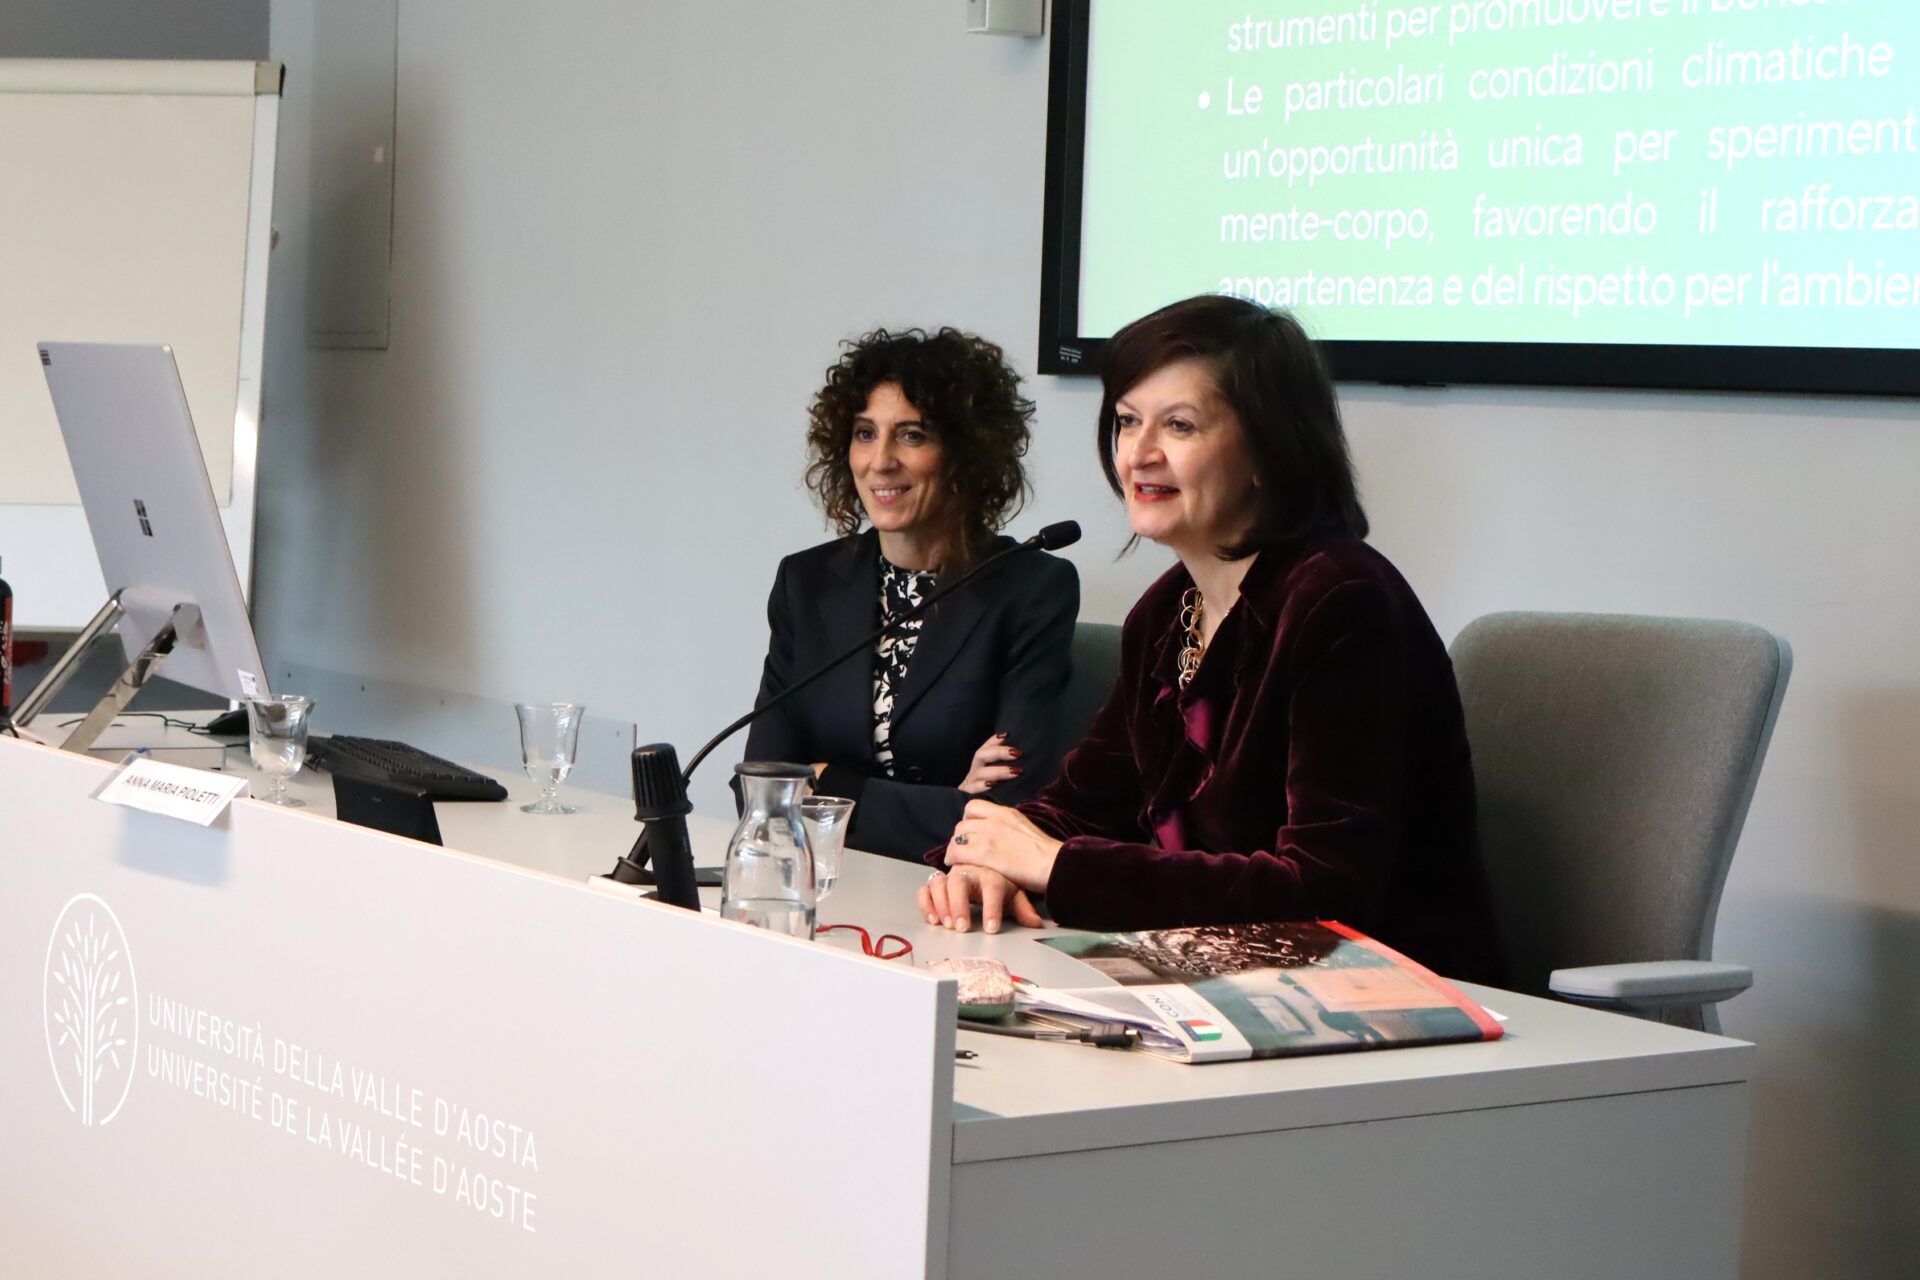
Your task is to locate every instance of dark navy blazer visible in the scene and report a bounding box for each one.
[741,529,1079,860]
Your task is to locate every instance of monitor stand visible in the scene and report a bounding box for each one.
[12,594,201,754]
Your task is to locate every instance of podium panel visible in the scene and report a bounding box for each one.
[0,737,954,1278]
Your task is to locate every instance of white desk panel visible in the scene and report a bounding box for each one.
[0,735,954,1279]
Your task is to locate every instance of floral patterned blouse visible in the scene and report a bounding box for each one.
[872,558,938,778]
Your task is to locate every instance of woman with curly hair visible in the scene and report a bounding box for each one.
[740,327,1080,861]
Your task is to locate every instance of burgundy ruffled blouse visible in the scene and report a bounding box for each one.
[1018,536,1504,984]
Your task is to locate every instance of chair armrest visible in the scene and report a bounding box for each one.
[1549,961,1753,1009]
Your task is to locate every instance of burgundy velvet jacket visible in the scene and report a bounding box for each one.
[1019,536,1504,984]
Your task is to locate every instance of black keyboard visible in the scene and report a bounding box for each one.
[307,735,509,803]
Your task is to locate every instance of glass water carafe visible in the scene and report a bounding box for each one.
[720,763,817,939]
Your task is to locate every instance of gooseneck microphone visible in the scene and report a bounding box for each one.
[679,519,1081,782]
[606,520,1081,903]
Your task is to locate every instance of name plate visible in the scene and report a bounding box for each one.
[96,754,250,826]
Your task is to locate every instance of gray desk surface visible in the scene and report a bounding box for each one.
[89,716,1756,1168]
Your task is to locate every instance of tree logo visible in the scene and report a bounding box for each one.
[43,895,139,1127]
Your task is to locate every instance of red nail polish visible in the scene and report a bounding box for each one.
[1008,748,1023,758]
[1009,766,1023,775]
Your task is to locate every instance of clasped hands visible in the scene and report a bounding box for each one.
[918,798,1063,935]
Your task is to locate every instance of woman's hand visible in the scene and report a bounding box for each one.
[957,733,1023,795]
[942,799,1062,895]
[918,865,1044,934]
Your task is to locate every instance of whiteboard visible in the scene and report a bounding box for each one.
[0,59,278,626]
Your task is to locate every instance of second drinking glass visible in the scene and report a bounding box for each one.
[247,694,315,806]
[515,701,585,814]
[798,795,855,901]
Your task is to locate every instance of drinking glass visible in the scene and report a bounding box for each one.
[246,695,314,807]
[799,796,855,901]
[515,701,585,814]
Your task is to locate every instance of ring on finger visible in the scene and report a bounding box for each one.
[953,833,969,845]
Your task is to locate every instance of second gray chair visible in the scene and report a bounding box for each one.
[1449,611,1791,1032]
[1055,621,1122,752]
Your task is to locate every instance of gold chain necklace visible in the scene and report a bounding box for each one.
[1177,587,1205,689]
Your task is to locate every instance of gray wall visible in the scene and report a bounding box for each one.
[0,0,266,59]
[258,3,1917,1277]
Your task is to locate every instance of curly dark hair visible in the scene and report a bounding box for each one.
[804,327,1034,571]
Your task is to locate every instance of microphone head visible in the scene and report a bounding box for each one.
[1034,520,1082,551]
[631,743,692,820]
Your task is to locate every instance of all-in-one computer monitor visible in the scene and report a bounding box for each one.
[16,343,269,746]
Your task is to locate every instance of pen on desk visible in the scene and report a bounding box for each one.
[955,1049,977,1060]
[966,1025,1096,1043]
[960,1020,1140,1050]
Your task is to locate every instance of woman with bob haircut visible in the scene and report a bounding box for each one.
[742,327,1079,861]
[919,295,1502,983]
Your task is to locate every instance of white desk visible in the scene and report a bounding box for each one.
[7,725,1753,1278]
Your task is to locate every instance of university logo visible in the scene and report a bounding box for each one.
[43,894,139,1127]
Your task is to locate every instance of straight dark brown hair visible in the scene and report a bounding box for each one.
[1097,295,1367,560]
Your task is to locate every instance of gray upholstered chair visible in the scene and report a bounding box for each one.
[1055,622,1122,754]
[1449,612,1792,1032]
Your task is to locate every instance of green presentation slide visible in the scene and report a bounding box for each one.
[1078,0,1920,347]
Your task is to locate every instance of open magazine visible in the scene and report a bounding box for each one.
[1023,921,1503,1064]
